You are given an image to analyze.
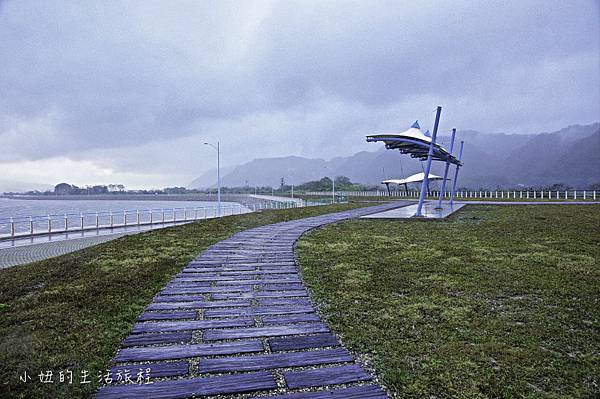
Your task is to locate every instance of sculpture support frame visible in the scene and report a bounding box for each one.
[435,128,456,209]
[415,106,442,217]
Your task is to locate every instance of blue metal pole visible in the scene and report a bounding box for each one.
[217,141,221,217]
[435,128,456,209]
[415,106,442,216]
[449,140,464,206]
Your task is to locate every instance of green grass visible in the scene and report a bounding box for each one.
[296,205,600,398]
[0,203,368,398]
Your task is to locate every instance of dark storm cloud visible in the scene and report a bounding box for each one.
[0,0,598,185]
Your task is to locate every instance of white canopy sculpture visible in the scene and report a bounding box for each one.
[366,106,465,216]
[382,173,445,196]
[382,172,444,186]
[367,121,460,165]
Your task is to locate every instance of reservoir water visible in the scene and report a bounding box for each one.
[0,197,246,237]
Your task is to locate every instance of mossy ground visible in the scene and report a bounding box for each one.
[297,205,599,398]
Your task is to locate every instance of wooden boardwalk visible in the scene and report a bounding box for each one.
[97,202,406,398]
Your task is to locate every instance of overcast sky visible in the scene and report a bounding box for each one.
[1,0,598,188]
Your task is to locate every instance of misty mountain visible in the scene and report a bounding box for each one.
[190,123,599,189]
[190,165,237,189]
[0,180,53,193]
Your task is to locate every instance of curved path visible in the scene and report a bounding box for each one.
[97,202,407,399]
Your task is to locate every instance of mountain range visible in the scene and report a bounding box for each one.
[190,123,600,189]
[0,180,53,194]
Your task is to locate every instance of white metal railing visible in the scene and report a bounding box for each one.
[304,190,598,200]
[0,199,335,239]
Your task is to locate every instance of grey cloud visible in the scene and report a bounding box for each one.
[254,1,598,105]
[0,0,598,185]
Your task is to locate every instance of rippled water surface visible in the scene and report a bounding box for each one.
[0,198,244,236]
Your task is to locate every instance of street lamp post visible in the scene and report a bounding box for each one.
[332,177,335,203]
[323,166,335,204]
[204,141,221,217]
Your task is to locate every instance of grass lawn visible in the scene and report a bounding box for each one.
[0,203,368,398]
[297,205,599,398]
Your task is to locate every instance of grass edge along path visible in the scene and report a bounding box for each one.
[0,202,374,398]
[296,204,600,398]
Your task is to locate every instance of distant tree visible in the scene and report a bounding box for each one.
[334,176,352,186]
[294,176,371,192]
[295,177,333,191]
[548,183,573,191]
[163,187,187,194]
[54,183,74,195]
[90,185,108,194]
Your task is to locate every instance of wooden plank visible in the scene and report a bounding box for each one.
[204,305,314,318]
[183,266,256,272]
[173,275,255,281]
[132,318,254,334]
[96,371,277,399]
[209,292,256,300]
[214,279,301,286]
[265,385,388,399]
[283,364,371,388]
[220,269,297,275]
[146,300,250,311]
[122,332,192,347]
[146,301,206,310]
[161,285,253,294]
[163,281,211,287]
[211,290,308,300]
[138,311,196,321]
[199,348,352,373]
[176,272,218,277]
[115,340,263,362]
[259,264,297,268]
[269,334,339,351]
[254,290,308,298]
[154,295,205,302]
[203,323,329,341]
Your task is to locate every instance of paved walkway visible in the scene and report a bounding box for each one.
[362,201,465,219]
[97,202,408,399]
[0,234,127,269]
[0,221,193,269]
[249,194,304,205]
